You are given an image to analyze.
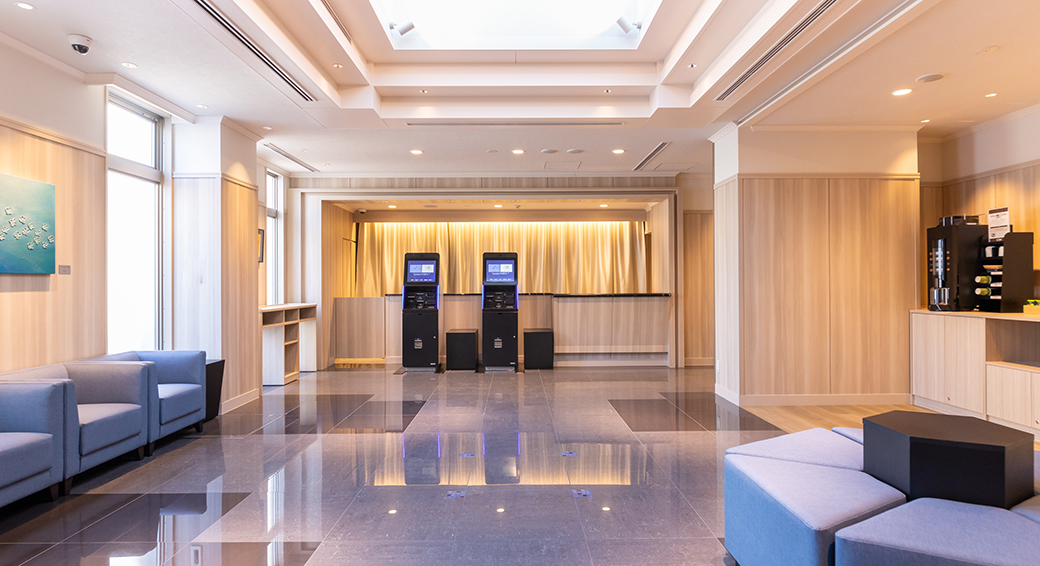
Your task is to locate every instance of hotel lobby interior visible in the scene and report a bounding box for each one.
[1,0,1040,564]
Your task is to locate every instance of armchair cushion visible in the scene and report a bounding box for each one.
[78,404,143,455]
[134,351,205,386]
[62,362,149,407]
[0,433,53,488]
[157,384,203,425]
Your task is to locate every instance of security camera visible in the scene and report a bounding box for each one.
[68,34,92,55]
[357,208,366,215]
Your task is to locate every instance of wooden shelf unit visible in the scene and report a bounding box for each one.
[261,303,317,386]
[911,309,1040,438]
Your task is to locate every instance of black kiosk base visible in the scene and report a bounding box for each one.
[481,252,519,372]
[402,253,440,372]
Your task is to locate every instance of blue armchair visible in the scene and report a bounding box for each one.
[87,351,206,451]
[0,380,67,509]
[0,362,149,494]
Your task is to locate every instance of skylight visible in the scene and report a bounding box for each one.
[370,0,663,50]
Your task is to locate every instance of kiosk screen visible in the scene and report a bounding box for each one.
[406,260,437,283]
[485,259,516,284]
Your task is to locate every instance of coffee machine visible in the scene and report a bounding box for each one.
[927,216,986,311]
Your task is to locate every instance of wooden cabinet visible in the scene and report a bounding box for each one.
[986,364,1033,427]
[261,304,317,386]
[910,312,985,413]
[1033,373,1040,430]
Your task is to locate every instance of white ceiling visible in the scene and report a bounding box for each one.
[1,0,1039,175]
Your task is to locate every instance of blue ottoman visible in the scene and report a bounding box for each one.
[836,498,1040,566]
[727,428,864,470]
[1012,494,1040,525]
[725,454,905,566]
[832,427,864,445]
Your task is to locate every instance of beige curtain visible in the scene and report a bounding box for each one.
[356,221,646,296]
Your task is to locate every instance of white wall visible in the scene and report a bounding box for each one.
[676,173,713,210]
[917,138,943,185]
[942,104,1040,181]
[0,40,105,148]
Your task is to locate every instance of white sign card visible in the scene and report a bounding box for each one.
[988,206,1010,241]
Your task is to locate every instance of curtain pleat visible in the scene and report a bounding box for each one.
[356,221,646,296]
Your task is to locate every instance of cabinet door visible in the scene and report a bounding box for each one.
[1033,373,1040,430]
[943,316,986,413]
[910,312,944,402]
[986,365,1032,427]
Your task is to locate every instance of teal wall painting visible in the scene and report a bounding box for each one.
[0,173,56,275]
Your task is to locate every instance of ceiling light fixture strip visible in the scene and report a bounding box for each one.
[404,122,626,127]
[264,143,320,172]
[633,142,670,172]
[192,0,317,102]
[319,0,353,44]
[716,0,839,102]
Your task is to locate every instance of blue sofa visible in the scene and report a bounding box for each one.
[0,362,150,494]
[0,381,67,508]
[87,351,206,452]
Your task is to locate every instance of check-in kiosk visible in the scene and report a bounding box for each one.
[402,253,439,371]
[481,252,518,370]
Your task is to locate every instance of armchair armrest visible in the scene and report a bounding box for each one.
[134,351,206,387]
[0,381,64,435]
[62,362,149,408]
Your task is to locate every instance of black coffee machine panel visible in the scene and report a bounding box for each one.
[927,216,986,311]
[402,253,440,370]
[482,252,518,370]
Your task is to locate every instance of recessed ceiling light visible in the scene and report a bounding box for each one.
[332,63,343,69]
[566,149,584,154]
[300,149,307,152]
[388,509,397,514]
[263,126,272,130]
[976,45,1000,55]
[494,204,503,208]
[985,93,998,98]
[487,149,498,154]
[916,73,945,83]
[411,149,424,155]
[388,205,396,208]
[612,149,625,154]
[604,89,612,94]
[688,64,697,68]
[599,204,608,208]
[497,508,505,513]
[121,62,137,69]
[15,2,33,10]
[892,89,912,96]
[541,149,558,154]
[419,89,429,94]
[324,163,330,167]
[196,104,208,109]
[511,149,524,155]
[920,119,930,123]
[602,507,611,511]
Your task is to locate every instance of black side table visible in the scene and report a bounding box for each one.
[863,410,1034,509]
[446,329,477,371]
[204,359,225,421]
[523,328,554,369]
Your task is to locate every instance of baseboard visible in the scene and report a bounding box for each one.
[553,359,670,367]
[684,357,714,367]
[715,383,740,406]
[738,393,912,407]
[385,356,402,367]
[912,396,985,418]
[332,358,385,365]
[220,388,260,414]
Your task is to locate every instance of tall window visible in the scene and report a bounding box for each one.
[266,171,284,305]
[106,97,163,352]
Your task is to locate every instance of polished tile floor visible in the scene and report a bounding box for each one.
[0,366,782,565]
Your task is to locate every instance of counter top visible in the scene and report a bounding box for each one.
[911,309,1040,323]
[383,293,670,298]
[260,303,317,312]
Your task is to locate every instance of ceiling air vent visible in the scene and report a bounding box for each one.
[715,0,839,102]
[193,0,317,102]
[264,144,320,172]
[319,0,353,43]
[633,142,670,172]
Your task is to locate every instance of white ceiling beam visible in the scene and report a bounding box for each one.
[658,0,726,84]
[370,64,658,89]
[302,0,373,85]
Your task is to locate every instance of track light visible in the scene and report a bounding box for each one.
[616,16,641,34]
[390,21,415,35]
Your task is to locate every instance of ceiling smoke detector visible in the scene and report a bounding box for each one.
[916,73,945,83]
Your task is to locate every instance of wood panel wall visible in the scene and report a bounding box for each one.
[714,179,740,396]
[320,202,354,368]
[0,123,106,372]
[717,176,920,403]
[683,212,714,365]
[740,178,831,395]
[221,178,260,408]
[941,163,1040,297]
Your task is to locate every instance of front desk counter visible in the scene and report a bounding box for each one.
[333,293,672,367]
[910,309,1040,440]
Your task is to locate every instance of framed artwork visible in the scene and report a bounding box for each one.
[258,228,265,263]
[0,173,56,274]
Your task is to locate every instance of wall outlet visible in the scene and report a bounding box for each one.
[58,265,71,275]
